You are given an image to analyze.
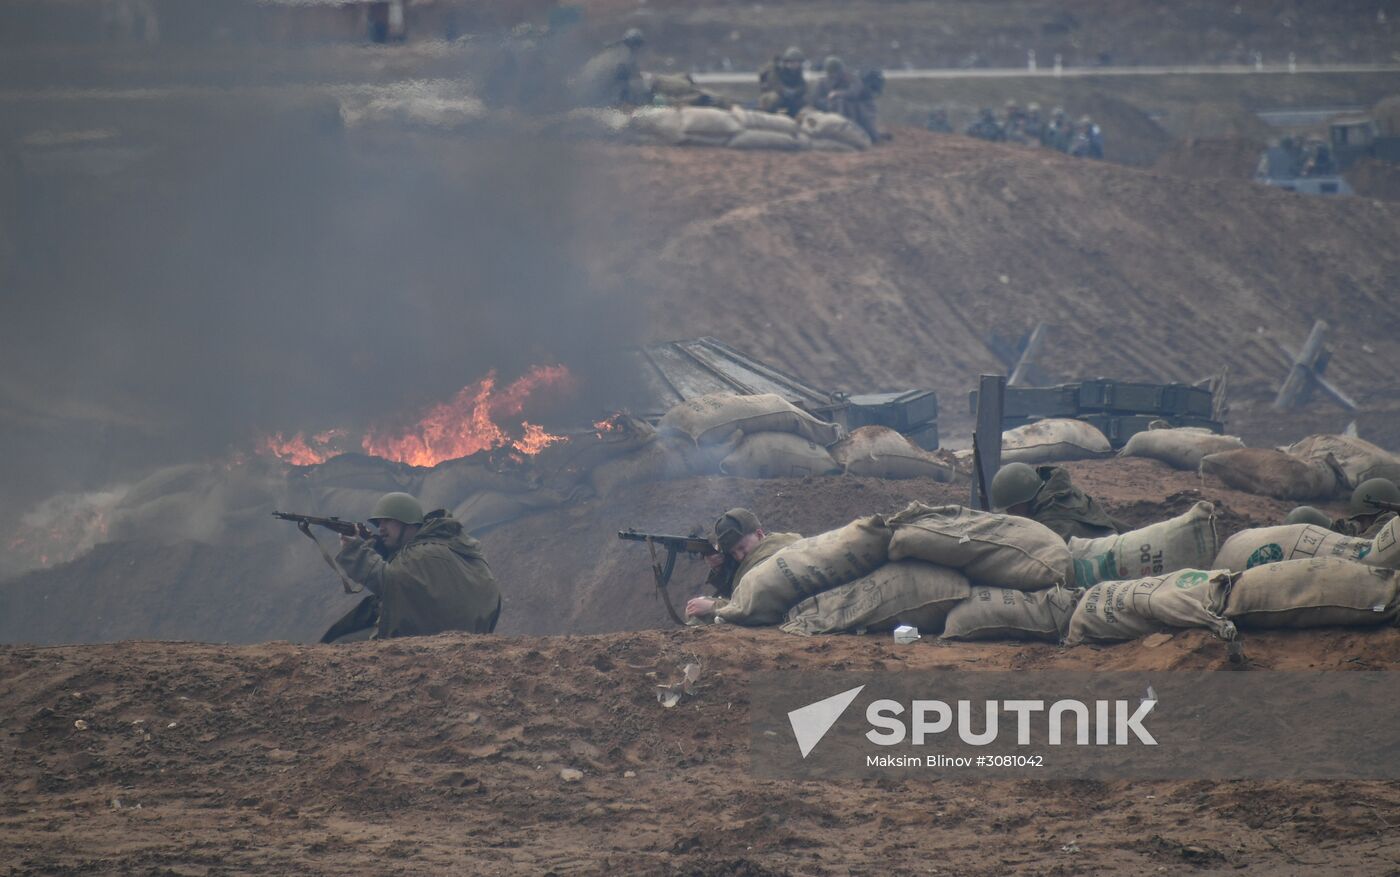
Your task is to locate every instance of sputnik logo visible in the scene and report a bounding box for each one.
[787,685,864,758]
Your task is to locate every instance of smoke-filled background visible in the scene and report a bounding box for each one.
[0,62,648,540]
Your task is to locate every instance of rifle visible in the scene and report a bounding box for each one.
[1365,499,1400,514]
[273,511,379,594]
[618,530,727,625]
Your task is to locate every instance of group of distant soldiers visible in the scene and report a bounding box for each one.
[1258,135,1337,179]
[573,31,888,143]
[929,100,1105,159]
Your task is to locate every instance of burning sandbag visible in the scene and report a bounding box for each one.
[1225,557,1400,628]
[1065,569,1236,644]
[658,393,843,448]
[1119,425,1245,470]
[829,426,962,482]
[295,453,422,494]
[1068,501,1219,587]
[589,436,698,497]
[1199,448,1342,501]
[715,515,891,626]
[940,586,1080,642]
[886,502,1072,590]
[1212,522,1396,571]
[719,433,840,478]
[798,109,872,150]
[528,415,659,492]
[1001,419,1113,465]
[779,561,970,636]
[1285,434,1400,490]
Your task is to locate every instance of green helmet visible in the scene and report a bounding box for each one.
[823,56,845,74]
[369,492,425,525]
[1284,506,1332,527]
[990,462,1044,513]
[1350,478,1400,517]
[621,28,645,48]
[781,46,805,63]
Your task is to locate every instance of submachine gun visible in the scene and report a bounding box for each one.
[617,530,731,626]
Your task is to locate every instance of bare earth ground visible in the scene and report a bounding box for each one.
[5,626,1400,876]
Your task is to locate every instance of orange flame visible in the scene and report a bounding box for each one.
[360,365,574,467]
[258,432,335,467]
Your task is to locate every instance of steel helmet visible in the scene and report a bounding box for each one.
[1284,506,1332,527]
[990,462,1044,513]
[823,56,845,73]
[369,492,425,525]
[781,46,805,62]
[1350,478,1400,517]
[621,28,645,48]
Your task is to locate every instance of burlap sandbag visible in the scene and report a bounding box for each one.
[830,426,960,482]
[940,586,1080,642]
[731,106,800,135]
[589,436,697,496]
[807,137,857,153]
[1120,426,1245,470]
[1286,434,1400,489]
[1225,557,1400,628]
[679,106,742,139]
[1069,501,1219,587]
[1372,517,1400,568]
[779,561,970,636]
[452,488,568,534]
[798,110,872,149]
[629,107,684,145]
[1199,448,1342,501]
[1066,569,1236,644]
[719,432,840,478]
[1001,418,1113,465]
[716,515,891,625]
[658,393,843,447]
[418,459,530,511]
[1213,523,1382,572]
[728,129,806,151]
[886,502,1072,590]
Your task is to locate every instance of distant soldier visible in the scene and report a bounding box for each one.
[1003,99,1029,144]
[991,462,1122,542]
[1300,137,1336,177]
[758,46,809,117]
[1022,102,1045,145]
[926,107,953,133]
[1069,115,1104,159]
[1043,106,1072,151]
[573,27,649,108]
[684,508,801,620]
[965,107,1006,141]
[813,56,884,141]
[1283,506,1333,527]
[1333,479,1400,539]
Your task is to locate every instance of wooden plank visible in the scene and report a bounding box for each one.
[1272,320,1330,411]
[1008,322,1048,387]
[970,374,1006,510]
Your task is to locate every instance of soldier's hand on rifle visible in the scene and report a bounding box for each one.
[704,552,727,570]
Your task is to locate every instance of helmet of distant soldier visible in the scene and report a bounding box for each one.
[990,462,1044,513]
[621,28,645,48]
[823,56,845,73]
[1027,102,1041,113]
[781,46,806,62]
[1284,506,1332,527]
[1078,115,1093,125]
[369,492,426,526]
[1350,478,1400,517]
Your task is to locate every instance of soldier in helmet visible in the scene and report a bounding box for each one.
[321,492,503,642]
[812,56,884,141]
[1003,99,1029,144]
[684,508,801,621]
[758,46,809,117]
[965,107,1006,142]
[1069,115,1104,159]
[926,107,953,133]
[1022,102,1045,145]
[990,462,1122,541]
[1333,478,1400,538]
[1283,506,1333,527]
[573,27,649,108]
[1043,106,1072,151]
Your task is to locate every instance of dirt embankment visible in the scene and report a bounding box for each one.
[4,625,1400,875]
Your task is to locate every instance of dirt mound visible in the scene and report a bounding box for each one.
[4,624,1400,874]
[1152,136,1263,181]
[1348,157,1400,202]
[1167,102,1275,142]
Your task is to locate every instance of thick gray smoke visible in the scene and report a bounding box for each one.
[0,77,648,533]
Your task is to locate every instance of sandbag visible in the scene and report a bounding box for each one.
[629,106,684,145]
[1213,524,1380,572]
[589,436,697,496]
[1120,426,1245,470]
[528,415,658,488]
[1065,569,1236,644]
[886,502,1072,590]
[1373,517,1400,568]
[1200,448,1341,500]
[658,393,843,447]
[1068,501,1219,587]
[1225,557,1400,628]
[779,561,970,636]
[716,515,891,625]
[728,129,806,151]
[798,110,872,149]
[452,488,568,534]
[940,586,1080,642]
[296,453,422,493]
[1286,434,1400,489]
[731,107,800,135]
[679,106,742,140]
[718,432,840,478]
[806,137,858,153]
[1001,419,1113,465]
[418,459,530,511]
[829,426,960,482]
